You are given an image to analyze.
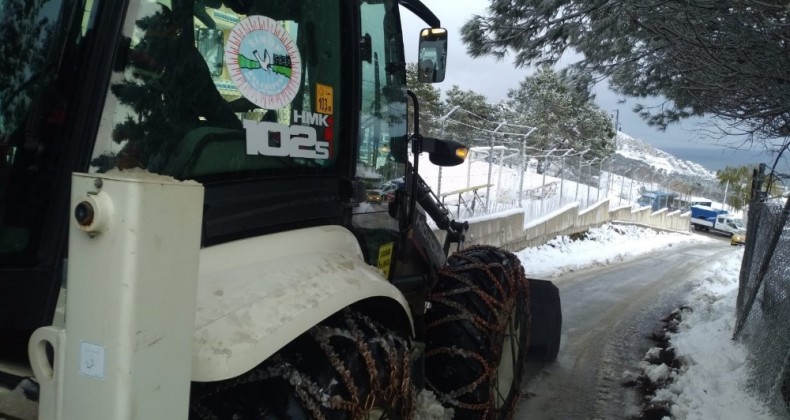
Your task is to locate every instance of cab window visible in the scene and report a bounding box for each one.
[0,1,70,263]
[358,0,408,188]
[91,0,346,181]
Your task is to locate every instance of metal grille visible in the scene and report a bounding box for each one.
[733,196,790,417]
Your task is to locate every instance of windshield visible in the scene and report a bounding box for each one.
[636,196,653,207]
[351,0,409,274]
[91,0,347,181]
[356,0,408,208]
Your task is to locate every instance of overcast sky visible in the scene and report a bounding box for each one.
[400,1,788,174]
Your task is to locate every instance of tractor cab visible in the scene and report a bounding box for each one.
[0,0,456,361]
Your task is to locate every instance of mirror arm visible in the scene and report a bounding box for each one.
[404,90,421,233]
[398,0,441,27]
[421,137,437,154]
[407,89,420,140]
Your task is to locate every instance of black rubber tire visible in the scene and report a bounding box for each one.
[424,245,529,419]
[189,309,415,420]
[526,278,562,363]
[781,361,790,407]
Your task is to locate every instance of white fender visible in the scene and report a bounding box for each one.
[192,225,413,382]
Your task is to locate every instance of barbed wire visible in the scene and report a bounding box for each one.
[428,108,535,137]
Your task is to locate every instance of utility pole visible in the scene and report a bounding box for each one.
[539,148,556,216]
[466,150,472,189]
[597,159,604,201]
[586,163,592,206]
[517,127,537,203]
[485,122,507,211]
[585,158,599,206]
[575,149,589,202]
[619,168,633,206]
[557,149,573,206]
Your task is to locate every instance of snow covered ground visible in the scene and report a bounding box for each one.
[416,223,777,419]
[643,249,776,420]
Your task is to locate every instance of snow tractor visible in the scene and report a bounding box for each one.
[0,0,562,418]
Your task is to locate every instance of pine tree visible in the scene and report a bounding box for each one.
[406,62,442,138]
[503,67,614,160]
[461,0,790,159]
[0,0,54,135]
[441,86,498,148]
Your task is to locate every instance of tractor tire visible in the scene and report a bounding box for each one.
[189,308,415,420]
[424,245,529,420]
[526,279,562,363]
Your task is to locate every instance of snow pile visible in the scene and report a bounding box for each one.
[516,223,714,278]
[507,222,776,419]
[638,248,777,420]
[414,390,454,420]
[643,362,672,384]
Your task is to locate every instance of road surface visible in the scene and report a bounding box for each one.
[515,239,734,419]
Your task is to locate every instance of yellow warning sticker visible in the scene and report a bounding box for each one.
[377,242,394,278]
[316,83,334,115]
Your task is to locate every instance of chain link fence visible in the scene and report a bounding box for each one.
[425,112,733,220]
[733,165,790,418]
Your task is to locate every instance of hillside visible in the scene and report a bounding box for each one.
[608,132,723,199]
[615,132,716,180]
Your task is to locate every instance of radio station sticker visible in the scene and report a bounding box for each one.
[316,83,334,115]
[225,15,302,110]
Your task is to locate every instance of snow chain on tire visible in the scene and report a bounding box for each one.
[424,245,530,420]
[189,309,416,419]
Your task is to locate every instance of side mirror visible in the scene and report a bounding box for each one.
[418,28,447,83]
[422,137,468,167]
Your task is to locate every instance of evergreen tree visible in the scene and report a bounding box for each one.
[405,62,442,138]
[717,164,784,210]
[461,0,790,159]
[441,85,498,147]
[503,67,614,160]
[0,0,54,135]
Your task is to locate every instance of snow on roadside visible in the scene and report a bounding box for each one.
[641,248,778,420]
[508,223,776,419]
[515,223,715,278]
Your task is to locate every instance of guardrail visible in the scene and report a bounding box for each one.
[435,198,690,251]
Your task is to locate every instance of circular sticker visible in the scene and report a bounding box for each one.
[225,16,302,110]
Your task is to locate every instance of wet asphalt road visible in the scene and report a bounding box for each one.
[514,237,736,419]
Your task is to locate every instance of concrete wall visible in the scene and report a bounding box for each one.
[463,210,525,249]
[438,198,691,252]
[610,205,691,232]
